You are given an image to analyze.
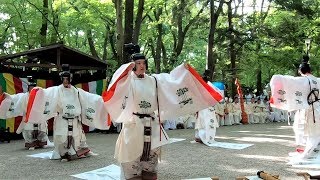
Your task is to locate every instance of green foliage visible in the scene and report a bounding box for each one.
[1,0,320,91]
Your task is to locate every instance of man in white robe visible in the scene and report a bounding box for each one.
[270,55,320,164]
[215,102,225,126]
[255,98,267,123]
[177,113,196,129]
[0,78,52,150]
[195,106,219,145]
[245,97,256,124]
[224,97,234,126]
[292,110,307,150]
[271,107,283,122]
[233,97,242,124]
[104,53,223,180]
[263,98,275,122]
[24,65,109,161]
[163,118,177,130]
[245,92,253,103]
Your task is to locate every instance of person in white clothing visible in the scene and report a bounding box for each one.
[195,106,219,145]
[24,65,109,161]
[194,74,220,145]
[104,50,223,180]
[245,97,256,124]
[270,55,320,165]
[163,118,177,130]
[0,77,53,150]
[224,97,234,126]
[215,102,225,126]
[232,97,242,124]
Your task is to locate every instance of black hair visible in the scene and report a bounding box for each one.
[299,55,311,74]
[27,76,36,87]
[131,53,148,71]
[124,43,140,55]
[202,69,211,82]
[131,53,146,61]
[59,64,73,82]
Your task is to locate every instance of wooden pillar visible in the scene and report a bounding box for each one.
[56,47,61,71]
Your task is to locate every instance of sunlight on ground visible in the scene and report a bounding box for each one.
[235,137,292,143]
[249,134,294,139]
[216,135,293,144]
[236,131,252,133]
[221,165,259,174]
[232,130,273,133]
[237,154,286,162]
[234,131,294,138]
[215,136,236,140]
[276,126,293,130]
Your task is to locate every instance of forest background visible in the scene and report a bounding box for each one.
[0,0,319,97]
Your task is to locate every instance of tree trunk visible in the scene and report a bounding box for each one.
[170,0,209,66]
[207,0,224,81]
[154,8,163,73]
[227,0,237,98]
[50,11,59,43]
[124,0,133,44]
[124,0,134,62]
[114,0,124,65]
[109,30,117,59]
[256,63,262,96]
[87,29,100,59]
[133,0,144,44]
[40,0,48,46]
[102,26,109,61]
[253,0,270,96]
[0,24,11,53]
[256,43,263,96]
[161,41,168,72]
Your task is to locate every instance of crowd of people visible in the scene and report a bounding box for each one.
[0,48,319,178]
[163,96,292,131]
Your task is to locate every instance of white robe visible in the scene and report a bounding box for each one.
[224,103,234,126]
[270,74,320,161]
[163,119,177,130]
[233,102,242,124]
[104,62,223,163]
[0,92,25,119]
[244,102,255,124]
[215,103,225,126]
[0,92,48,145]
[195,106,219,146]
[25,85,109,158]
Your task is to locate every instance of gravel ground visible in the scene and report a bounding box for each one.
[0,122,313,180]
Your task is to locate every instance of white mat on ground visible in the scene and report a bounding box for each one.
[245,176,264,180]
[191,140,253,150]
[291,163,320,168]
[27,151,53,159]
[307,171,320,176]
[182,178,212,180]
[182,176,260,180]
[168,138,186,144]
[71,164,121,180]
[289,153,320,168]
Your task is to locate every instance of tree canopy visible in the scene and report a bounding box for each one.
[1,0,319,96]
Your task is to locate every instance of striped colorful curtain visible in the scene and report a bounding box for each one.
[0,73,107,132]
[75,79,107,96]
